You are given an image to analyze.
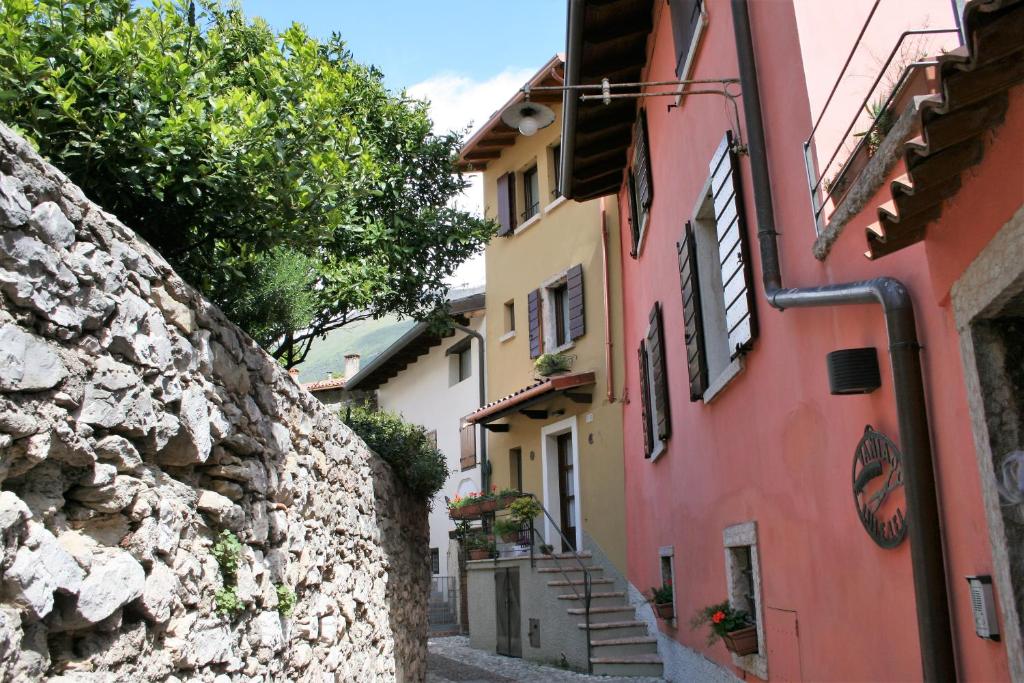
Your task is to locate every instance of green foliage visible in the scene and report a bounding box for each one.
[212,530,242,581]
[508,496,541,525]
[342,403,448,501]
[493,517,520,539]
[854,98,895,156]
[0,0,495,364]
[648,582,673,604]
[215,585,243,616]
[691,601,752,645]
[534,352,574,377]
[275,583,296,617]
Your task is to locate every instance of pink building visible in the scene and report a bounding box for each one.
[561,0,1023,680]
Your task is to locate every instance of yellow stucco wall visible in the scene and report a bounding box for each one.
[478,102,628,572]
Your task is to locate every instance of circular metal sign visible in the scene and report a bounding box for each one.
[852,425,907,548]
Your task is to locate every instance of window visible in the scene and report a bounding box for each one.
[447,336,473,385]
[509,448,523,492]
[659,546,676,620]
[459,417,476,470]
[529,264,585,358]
[496,171,517,236]
[668,0,705,80]
[723,522,766,677]
[638,302,670,459]
[677,131,758,401]
[627,111,653,258]
[522,165,540,222]
[430,548,440,575]
[550,143,562,199]
[503,299,516,335]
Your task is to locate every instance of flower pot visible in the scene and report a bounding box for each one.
[500,531,520,543]
[654,602,674,620]
[479,499,498,513]
[450,502,483,519]
[497,494,523,510]
[722,625,758,656]
[467,548,491,561]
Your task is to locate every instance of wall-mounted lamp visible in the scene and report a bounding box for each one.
[501,100,556,137]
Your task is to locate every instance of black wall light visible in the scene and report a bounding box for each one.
[827,347,882,395]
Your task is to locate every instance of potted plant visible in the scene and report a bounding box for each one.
[534,352,574,377]
[448,491,487,519]
[493,517,522,543]
[465,532,495,561]
[478,487,499,513]
[508,496,542,528]
[495,487,525,509]
[692,601,757,656]
[647,583,674,620]
[539,543,554,555]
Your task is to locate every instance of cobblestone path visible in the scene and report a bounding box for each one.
[427,636,665,683]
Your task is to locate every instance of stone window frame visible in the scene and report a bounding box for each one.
[723,521,767,680]
[951,205,1024,681]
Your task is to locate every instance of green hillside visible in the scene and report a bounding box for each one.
[293,316,417,383]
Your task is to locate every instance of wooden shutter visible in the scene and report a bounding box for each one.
[527,288,543,358]
[669,0,702,79]
[647,302,671,441]
[637,342,653,458]
[460,420,476,470]
[677,221,708,400]
[632,112,653,220]
[709,131,758,357]
[566,264,585,340]
[496,172,517,236]
[627,172,641,258]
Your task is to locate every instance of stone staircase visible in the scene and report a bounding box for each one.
[536,551,663,678]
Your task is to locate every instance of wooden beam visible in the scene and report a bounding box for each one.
[520,409,549,420]
[564,392,592,404]
[483,423,510,432]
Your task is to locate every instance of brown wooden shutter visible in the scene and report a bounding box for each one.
[633,111,653,219]
[709,130,758,357]
[638,341,653,458]
[496,172,517,236]
[647,302,671,441]
[677,221,709,400]
[460,420,476,470]
[627,172,641,258]
[527,288,543,358]
[566,264,585,340]
[669,0,702,79]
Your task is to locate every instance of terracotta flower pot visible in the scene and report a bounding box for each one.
[479,499,498,513]
[500,531,520,543]
[654,602,674,620]
[722,625,758,656]
[468,548,491,561]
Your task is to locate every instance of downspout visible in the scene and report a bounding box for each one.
[454,323,489,491]
[732,2,955,681]
[600,197,615,402]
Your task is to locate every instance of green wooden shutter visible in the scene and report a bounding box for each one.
[709,131,758,357]
[497,172,517,236]
[567,264,585,340]
[647,302,671,441]
[677,221,708,400]
[638,341,653,458]
[527,288,543,358]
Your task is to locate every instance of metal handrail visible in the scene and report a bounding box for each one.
[802,23,960,232]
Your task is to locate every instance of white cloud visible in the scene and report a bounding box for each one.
[409,67,534,290]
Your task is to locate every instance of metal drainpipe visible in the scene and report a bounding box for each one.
[454,323,489,491]
[731,2,955,680]
[600,197,615,403]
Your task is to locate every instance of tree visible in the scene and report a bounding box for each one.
[0,0,493,365]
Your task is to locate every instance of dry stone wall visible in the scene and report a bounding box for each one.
[0,122,429,682]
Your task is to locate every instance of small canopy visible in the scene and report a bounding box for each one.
[466,371,596,425]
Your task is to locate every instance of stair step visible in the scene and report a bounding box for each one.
[578,620,647,630]
[536,551,593,560]
[566,605,635,615]
[537,565,603,573]
[591,654,664,677]
[590,636,658,647]
[590,654,663,664]
[557,591,625,600]
[548,578,614,587]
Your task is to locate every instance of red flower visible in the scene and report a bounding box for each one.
[712,610,726,624]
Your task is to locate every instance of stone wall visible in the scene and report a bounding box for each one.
[0,122,429,681]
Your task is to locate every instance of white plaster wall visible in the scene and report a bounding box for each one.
[376,315,485,576]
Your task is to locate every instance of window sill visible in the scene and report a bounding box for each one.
[649,440,667,463]
[514,214,541,236]
[702,357,744,404]
[544,341,575,355]
[544,195,568,215]
[499,330,517,343]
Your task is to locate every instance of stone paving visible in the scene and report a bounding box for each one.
[427,636,665,683]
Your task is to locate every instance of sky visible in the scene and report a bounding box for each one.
[236,1,567,287]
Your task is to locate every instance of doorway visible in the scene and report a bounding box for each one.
[541,416,581,552]
[556,433,577,552]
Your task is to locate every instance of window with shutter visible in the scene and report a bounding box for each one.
[460,419,476,470]
[637,342,654,458]
[677,221,709,400]
[632,111,653,231]
[669,0,704,80]
[496,172,517,236]
[566,264,585,340]
[627,172,641,258]
[527,288,543,358]
[647,302,671,441]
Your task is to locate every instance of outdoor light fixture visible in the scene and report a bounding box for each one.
[501,100,557,136]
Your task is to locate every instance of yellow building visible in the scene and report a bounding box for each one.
[460,56,627,573]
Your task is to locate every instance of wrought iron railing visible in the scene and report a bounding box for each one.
[801,0,961,233]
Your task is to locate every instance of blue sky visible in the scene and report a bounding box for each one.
[237,1,566,92]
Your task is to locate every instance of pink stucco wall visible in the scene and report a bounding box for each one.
[615,1,1019,680]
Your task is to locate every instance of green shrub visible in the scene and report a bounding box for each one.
[276,584,296,617]
[211,530,243,581]
[215,586,243,616]
[342,404,448,501]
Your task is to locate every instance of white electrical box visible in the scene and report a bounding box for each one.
[966,575,1000,641]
